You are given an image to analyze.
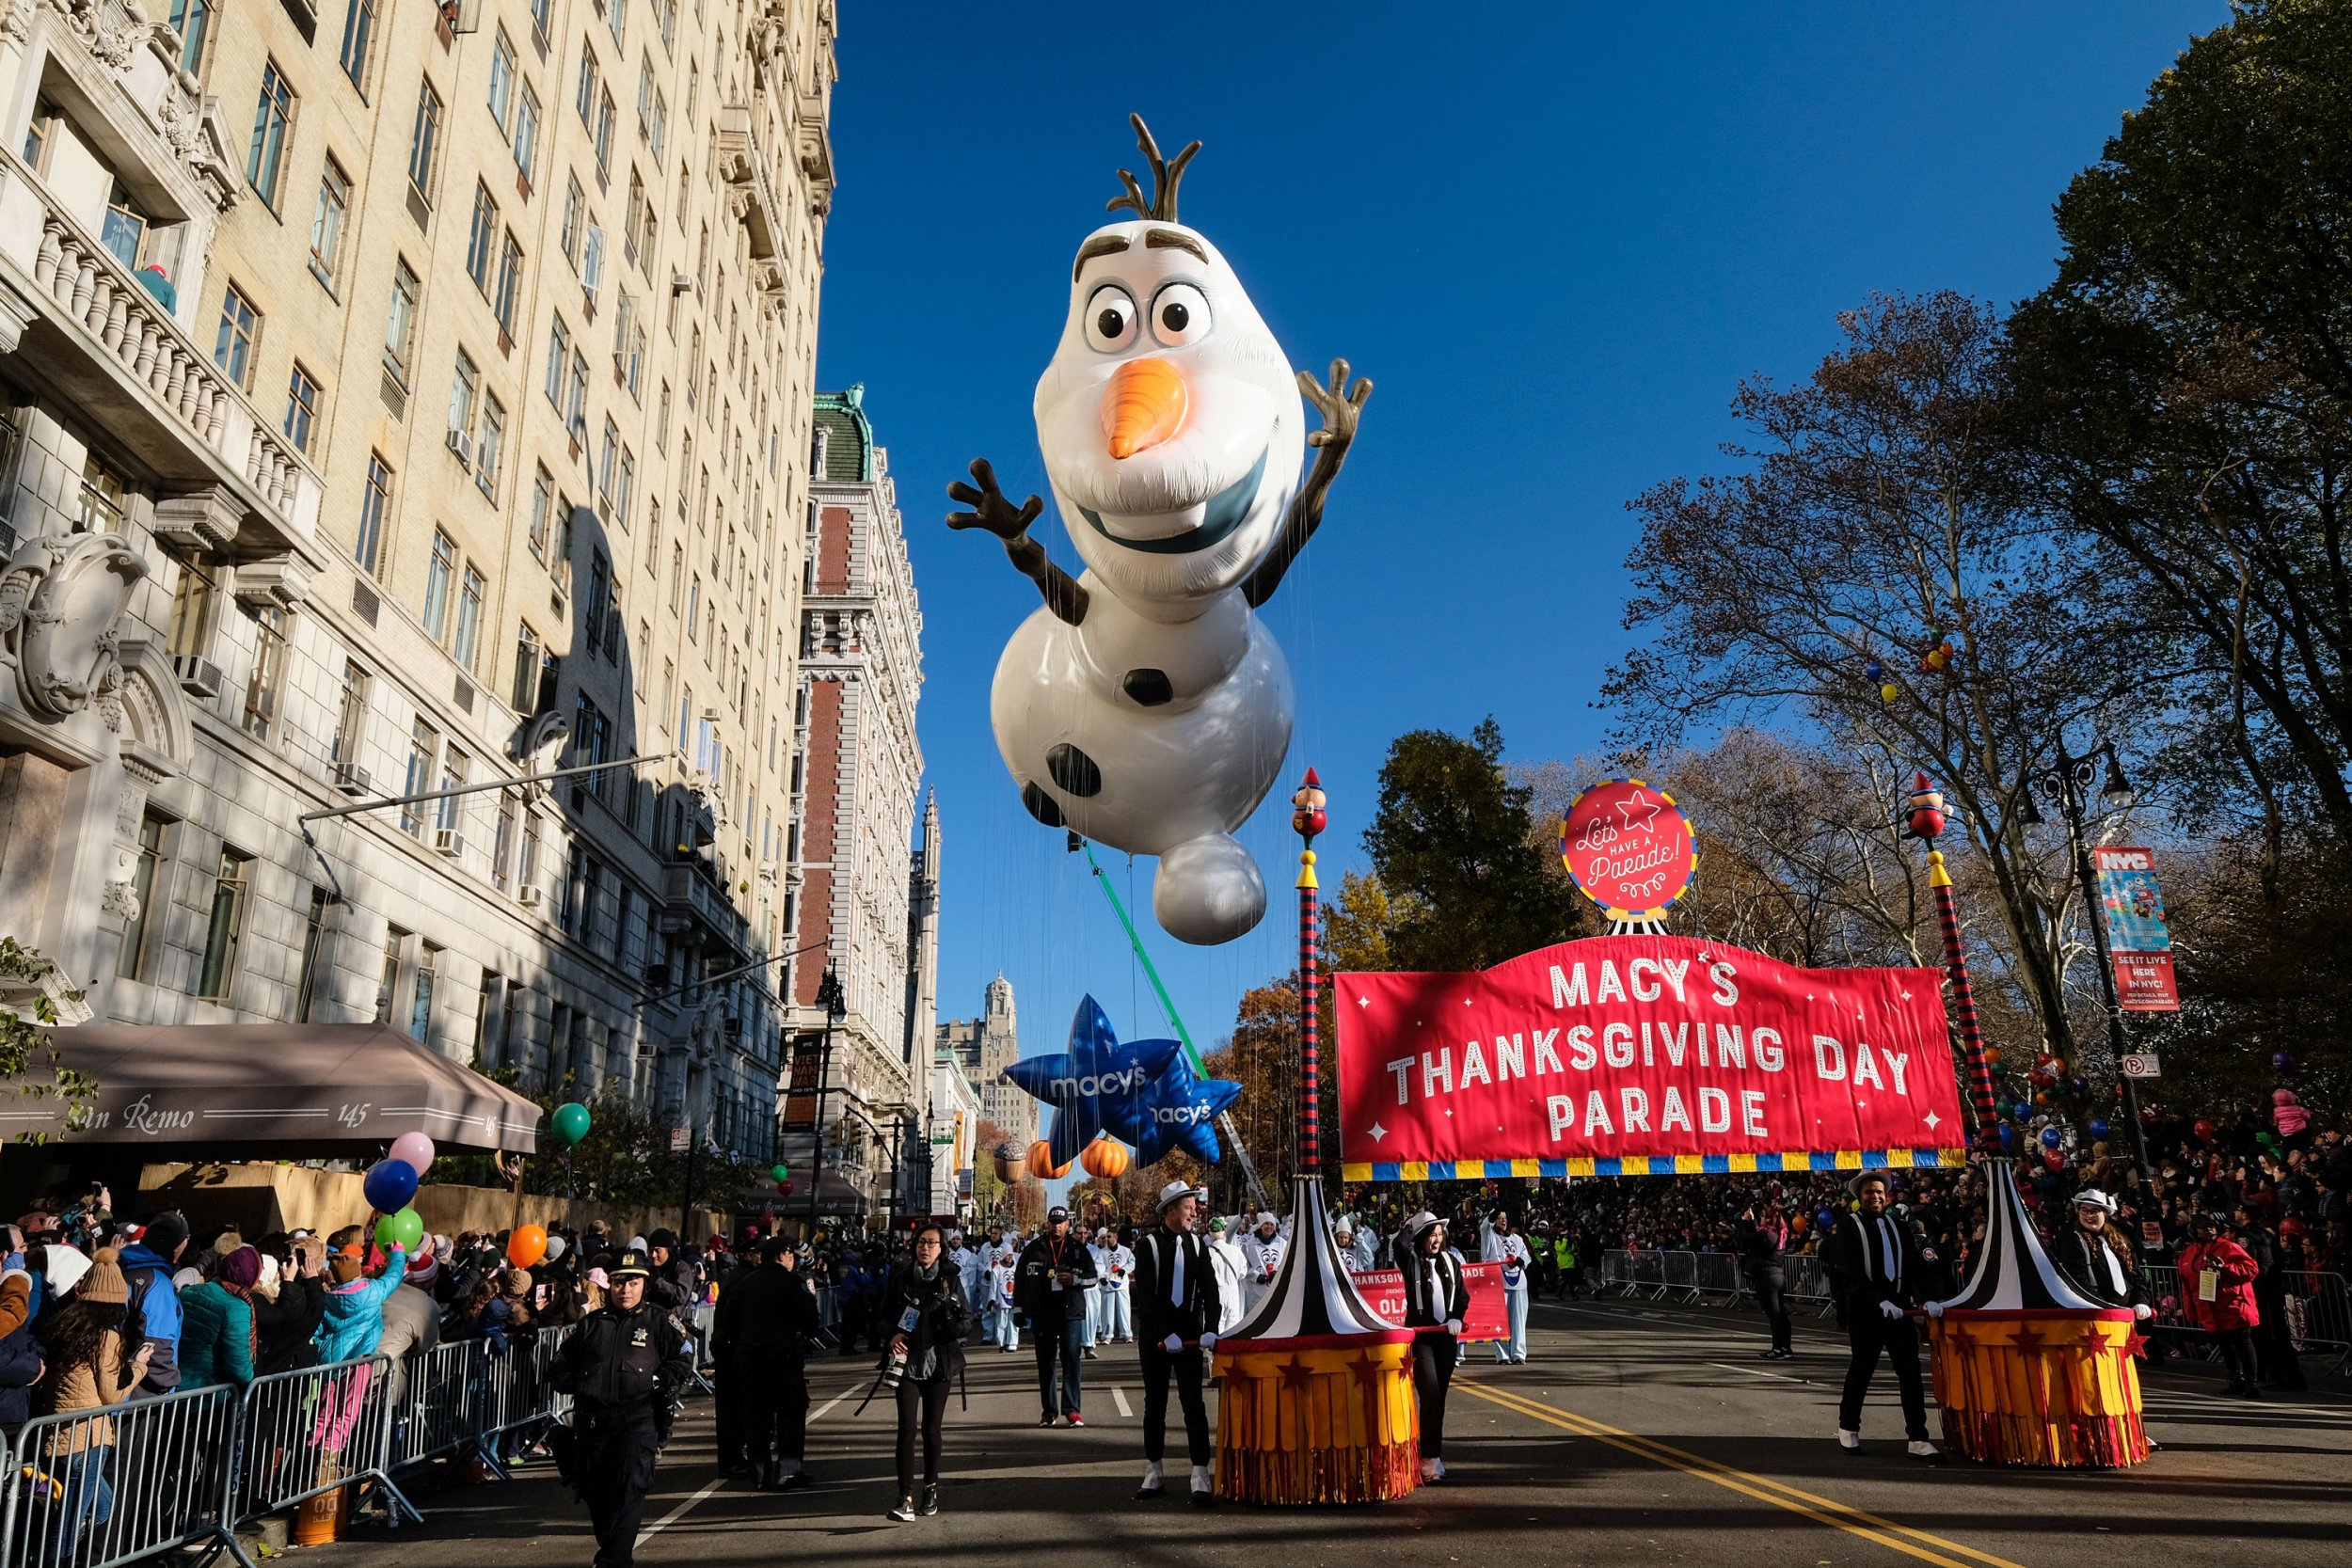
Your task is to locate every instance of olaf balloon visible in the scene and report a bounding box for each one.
[950,115,1372,945]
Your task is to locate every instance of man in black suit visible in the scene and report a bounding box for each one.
[1822,1172,1943,1463]
[1129,1181,1222,1506]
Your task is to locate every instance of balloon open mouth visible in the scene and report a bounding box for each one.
[1078,445,1268,556]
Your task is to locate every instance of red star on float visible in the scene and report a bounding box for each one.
[2121,1327,2151,1360]
[1276,1355,1317,1400]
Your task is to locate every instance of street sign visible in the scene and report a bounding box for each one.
[2122,1053,2162,1080]
[669,1126,691,1152]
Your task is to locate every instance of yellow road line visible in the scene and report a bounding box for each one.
[1457,1378,2031,1568]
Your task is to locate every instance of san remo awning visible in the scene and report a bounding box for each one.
[6,1023,543,1155]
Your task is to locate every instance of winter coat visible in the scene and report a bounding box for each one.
[0,1274,41,1428]
[313,1247,406,1364]
[255,1279,327,1374]
[881,1261,970,1383]
[2178,1236,2260,1332]
[1014,1234,1098,1324]
[2048,1230,2150,1311]
[115,1242,183,1392]
[174,1281,256,1389]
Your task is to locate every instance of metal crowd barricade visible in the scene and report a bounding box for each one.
[1660,1251,1701,1303]
[1597,1250,1632,1295]
[389,1338,487,1474]
[2281,1270,2352,1370]
[1692,1252,1744,1304]
[232,1354,421,1533]
[0,1383,250,1568]
[476,1326,571,1476]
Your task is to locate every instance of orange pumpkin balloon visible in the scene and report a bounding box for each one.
[1025,1139,1073,1180]
[1080,1137,1130,1180]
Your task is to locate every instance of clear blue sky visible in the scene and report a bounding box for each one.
[813,4,2227,1089]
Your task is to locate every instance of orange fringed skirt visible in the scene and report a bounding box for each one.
[1212,1330,1422,1505]
[1930,1308,2151,1468]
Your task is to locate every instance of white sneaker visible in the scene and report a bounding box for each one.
[1907,1440,1946,1465]
[1836,1429,1862,1452]
[1419,1456,1441,1481]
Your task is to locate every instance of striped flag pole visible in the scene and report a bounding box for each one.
[1292,768,1328,1177]
[1906,773,2000,1145]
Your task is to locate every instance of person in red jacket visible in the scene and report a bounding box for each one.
[2177,1212,2262,1397]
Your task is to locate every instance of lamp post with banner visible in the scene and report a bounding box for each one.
[804,967,848,1238]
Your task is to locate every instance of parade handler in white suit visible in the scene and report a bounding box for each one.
[1204,1217,1248,1334]
[1095,1229,1136,1342]
[1238,1212,1288,1314]
[1480,1212,1534,1365]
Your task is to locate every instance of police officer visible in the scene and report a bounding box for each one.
[551,1247,693,1568]
[1130,1181,1220,1505]
[713,1235,821,1490]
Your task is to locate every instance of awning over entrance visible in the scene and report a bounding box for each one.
[7,1022,543,1155]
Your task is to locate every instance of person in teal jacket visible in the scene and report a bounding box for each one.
[176,1245,262,1388]
[313,1245,407,1365]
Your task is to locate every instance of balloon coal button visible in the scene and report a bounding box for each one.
[1121,667,1174,706]
[1046,743,1104,798]
[1020,780,1066,828]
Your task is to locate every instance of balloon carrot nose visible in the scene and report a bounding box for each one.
[1101,356,1186,459]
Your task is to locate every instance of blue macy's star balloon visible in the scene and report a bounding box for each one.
[1004,996,1182,1166]
[1131,1055,1243,1165]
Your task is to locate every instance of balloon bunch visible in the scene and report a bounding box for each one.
[1862,629,1960,707]
[362,1132,436,1258]
[771,1162,793,1198]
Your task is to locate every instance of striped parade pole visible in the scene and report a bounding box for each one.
[1906,774,2000,1145]
[1292,768,1327,1177]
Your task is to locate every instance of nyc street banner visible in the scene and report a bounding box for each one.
[2090,847,2181,1012]
[1335,935,1966,1177]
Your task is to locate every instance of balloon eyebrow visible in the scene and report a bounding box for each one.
[1145,229,1204,261]
[1073,235,1130,280]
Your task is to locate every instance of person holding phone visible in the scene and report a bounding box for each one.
[882,1225,970,1522]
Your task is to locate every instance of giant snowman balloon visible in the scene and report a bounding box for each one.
[950,116,1371,945]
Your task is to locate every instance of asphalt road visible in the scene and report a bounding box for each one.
[328,1297,2352,1568]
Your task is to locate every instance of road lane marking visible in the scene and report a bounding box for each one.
[810,1392,850,1422]
[636,1478,723,1545]
[1112,1386,1134,1418]
[1458,1378,2029,1568]
[1707,1360,1816,1385]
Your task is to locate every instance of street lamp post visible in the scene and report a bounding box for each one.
[804,967,847,1241]
[2027,740,2155,1194]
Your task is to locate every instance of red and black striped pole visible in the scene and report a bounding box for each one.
[1292,768,1328,1176]
[1906,773,2000,1146]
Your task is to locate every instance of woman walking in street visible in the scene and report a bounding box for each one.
[2178,1212,2263,1397]
[884,1224,971,1523]
[1397,1212,1469,1483]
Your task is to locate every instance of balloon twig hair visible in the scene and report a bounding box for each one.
[1107,113,1200,225]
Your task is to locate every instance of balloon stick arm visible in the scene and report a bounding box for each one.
[1242,359,1371,610]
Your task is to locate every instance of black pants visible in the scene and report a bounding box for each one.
[739,1354,809,1470]
[577,1402,661,1568]
[1411,1330,1457,1459]
[1139,1339,1210,1465]
[2216,1326,2261,1389]
[1837,1310,1928,1440]
[711,1355,743,1470]
[894,1374,950,1494]
[2251,1290,2306,1390]
[1034,1316,1084,1416]
[1754,1268,1792,1352]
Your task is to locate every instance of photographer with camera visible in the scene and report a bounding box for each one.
[882,1223,970,1524]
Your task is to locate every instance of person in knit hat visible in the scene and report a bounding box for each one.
[313,1240,407,1365]
[39,1246,151,1554]
[115,1212,188,1396]
[176,1245,261,1389]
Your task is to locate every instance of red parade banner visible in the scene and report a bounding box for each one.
[1335,935,1964,1167]
[1348,1261,1510,1342]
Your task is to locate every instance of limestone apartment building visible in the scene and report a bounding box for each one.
[0,0,844,1167]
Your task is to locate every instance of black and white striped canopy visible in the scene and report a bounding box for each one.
[1228,1175,1403,1340]
[1933,1157,2103,1311]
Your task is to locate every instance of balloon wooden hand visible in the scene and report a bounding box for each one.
[946,459,1044,542]
[1298,357,1373,451]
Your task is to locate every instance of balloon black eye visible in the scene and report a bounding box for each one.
[1084,285,1137,352]
[1150,283,1211,347]
[1160,301,1188,333]
[1100,308,1127,338]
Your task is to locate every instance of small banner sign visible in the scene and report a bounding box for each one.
[1335,935,1964,1173]
[1348,1261,1510,1342]
[1559,779,1698,922]
[2091,847,2180,1012]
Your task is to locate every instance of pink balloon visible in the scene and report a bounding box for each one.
[389,1131,437,1176]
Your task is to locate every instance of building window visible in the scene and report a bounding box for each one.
[383,260,419,381]
[282,363,321,453]
[374,926,406,1023]
[116,816,164,980]
[466,182,498,293]
[528,465,555,561]
[575,51,599,129]
[586,552,610,658]
[74,452,127,535]
[543,319,571,412]
[310,159,350,285]
[355,452,392,576]
[594,88,615,181]
[247,61,295,209]
[410,942,439,1042]
[100,182,150,273]
[169,0,211,73]
[242,604,286,738]
[167,554,221,659]
[561,174,585,266]
[436,751,467,832]
[564,348,589,437]
[339,0,376,92]
[514,85,541,188]
[401,721,438,834]
[477,394,506,497]
[407,81,443,201]
[332,658,371,767]
[530,0,553,43]
[294,886,330,1022]
[487,28,516,129]
[423,528,457,640]
[196,847,252,1001]
[455,562,485,669]
[449,349,478,436]
[492,794,518,891]
[494,231,524,335]
[213,284,259,388]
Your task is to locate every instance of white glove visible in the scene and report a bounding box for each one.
[1925,1301,1945,1320]
[1878,1300,1903,1321]
[1163,1333,1184,1354]
[2133,1304,2153,1321]
[1200,1332,1217,1351]
[1446,1318,1463,1337]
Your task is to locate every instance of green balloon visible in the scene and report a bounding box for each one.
[552,1102,592,1147]
[375,1207,423,1253]
[771,1163,789,1182]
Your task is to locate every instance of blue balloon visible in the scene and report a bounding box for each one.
[1129,1053,1244,1164]
[1003,997,1182,1166]
[2089,1117,2111,1141]
[2040,1127,2062,1149]
[1997,1124,2015,1150]
[362,1157,419,1212]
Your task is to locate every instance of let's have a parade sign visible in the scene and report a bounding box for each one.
[1334,935,1965,1176]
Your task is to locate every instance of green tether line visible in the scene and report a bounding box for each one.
[1079,838,1208,1075]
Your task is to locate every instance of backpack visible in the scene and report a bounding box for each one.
[119,1265,159,1351]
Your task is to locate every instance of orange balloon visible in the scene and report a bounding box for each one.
[1025,1140,1073,1180]
[509,1223,548,1269]
[1080,1138,1130,1180]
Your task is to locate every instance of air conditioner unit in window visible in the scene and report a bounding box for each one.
[432,828,465,858]
[517,884,547,909]
[332,762,372,796]
[445,428,473,467]
[171,655,223,700]
[671,273,693,296]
